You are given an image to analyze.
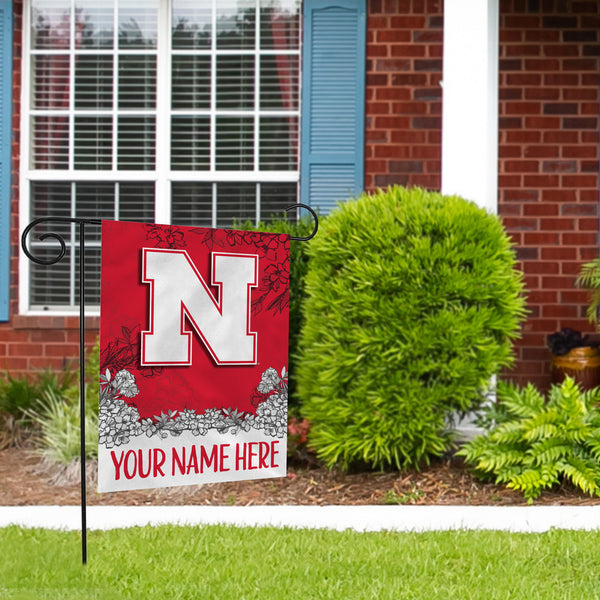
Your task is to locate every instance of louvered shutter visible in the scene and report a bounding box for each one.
[300,0,366,214]
[0,1,12,321]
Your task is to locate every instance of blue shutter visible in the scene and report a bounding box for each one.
[300,0,366,214]
[0,1,12,322]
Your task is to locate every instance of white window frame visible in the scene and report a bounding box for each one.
[19,0,301,316]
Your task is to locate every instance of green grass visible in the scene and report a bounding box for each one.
[2,525,600,599]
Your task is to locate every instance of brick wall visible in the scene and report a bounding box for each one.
[365,0,443,191]
[498,0,600,389]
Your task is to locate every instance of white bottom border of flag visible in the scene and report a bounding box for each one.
[98,429,286,492]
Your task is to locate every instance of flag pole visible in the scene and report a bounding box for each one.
[22,217,101,565]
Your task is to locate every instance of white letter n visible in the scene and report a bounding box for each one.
[141,249,258,366]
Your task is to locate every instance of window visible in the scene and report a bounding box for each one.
[20,0,366,313]
[22,0,301,310]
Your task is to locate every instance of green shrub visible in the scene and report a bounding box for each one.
[238,215,317,410]
[458,377,600,502]
[297,186,527,470]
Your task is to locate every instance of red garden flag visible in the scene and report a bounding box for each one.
[98,221,289,492]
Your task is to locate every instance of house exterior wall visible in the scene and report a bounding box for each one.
[2,0,600,392]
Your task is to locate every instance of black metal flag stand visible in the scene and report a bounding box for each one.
[20,204,317,566]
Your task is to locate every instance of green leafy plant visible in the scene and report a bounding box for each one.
[458,377,600,502]
[25,386,98,464]
[0,367,77,420]
[0,367,78,448]
[576,259,600,325]
[297,186,527,471]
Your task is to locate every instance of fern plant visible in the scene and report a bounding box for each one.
[576,258,600,325]
[458,377,600,502]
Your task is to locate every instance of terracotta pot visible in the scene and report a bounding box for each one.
[551,346,600,390]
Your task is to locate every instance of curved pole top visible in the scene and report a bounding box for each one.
[285,203,319,241]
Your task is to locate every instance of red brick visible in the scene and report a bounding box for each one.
[577,217,599,231]
[503,160,540,173]
[562,145,598,158]
[523,204,559,217]
[390,131,427,144]
[561,203,598,216]
[506,73,543,86]
[543,131,579,143]
[560,290,591,304]
[11,343,45,359]
[527,290,560,303]
[505,130,542,143]
[563,233,598,245]
[563,88,598,100]
[523,232,560,245]
[44,344,80,357]
[561,175,598,187]
[542,305,579,318]
[374,145,411,158]
[375,87,411,101]
[562,117,598,129]
[524,116,561,129]
[503,189,539,202]
[524,88,560,100]
[523,262,560,275]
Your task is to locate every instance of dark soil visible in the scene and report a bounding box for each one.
[2,446,599,507]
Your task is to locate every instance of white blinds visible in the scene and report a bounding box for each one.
[25,0,301,310]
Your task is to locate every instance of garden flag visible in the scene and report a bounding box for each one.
[98,221,289,492]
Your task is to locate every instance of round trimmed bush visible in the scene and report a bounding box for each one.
[297,186,527,470]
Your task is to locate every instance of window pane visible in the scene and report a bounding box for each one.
[217,182,256,227]
[217,55,255,110]
[171,116,210,170]
[28,181,156,309]
[259,116,298,170]
[75,182,115,241]
[119,182,155,222]
[216,116,254,170]
[171,182,213,227]
[75,245,102,305]
[74,116,112,169]
[217,0,256,49]
[172,56,210,110]
[260,182,296,222]
[260,54,298,110]
[119,1,158,49]
[30,182,72,241]
[75,55,113,110]
[172,0,211,49]
[32,54,72,109]
[30,250,71,307]
[259,0,300,49]
[119,55,156,109]
[118,116,156,170]
[32,115,69,169]
[79,1,114,49]
[31,0,72,50]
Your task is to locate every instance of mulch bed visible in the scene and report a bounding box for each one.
[2,446,599,507]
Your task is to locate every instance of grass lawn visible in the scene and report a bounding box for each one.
[1,525,600,599]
